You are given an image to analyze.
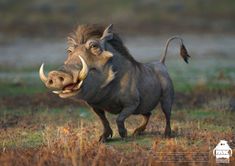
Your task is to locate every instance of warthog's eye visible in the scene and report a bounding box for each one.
[89,42,99,49]
[85,40,102,55]
[67,47,74,53]
[89,42,102,56]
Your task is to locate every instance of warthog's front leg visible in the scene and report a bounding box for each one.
[93,108,113,142]
[116,104,139,139]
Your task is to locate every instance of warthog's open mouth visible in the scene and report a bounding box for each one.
[39,56,88,98]
[52,81,83,98]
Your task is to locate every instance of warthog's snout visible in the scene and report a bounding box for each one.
[45,70,73,89]
[39,56,88,98]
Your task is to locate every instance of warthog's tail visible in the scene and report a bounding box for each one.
[160,36,190,64]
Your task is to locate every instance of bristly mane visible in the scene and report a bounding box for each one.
[68,24,140,66]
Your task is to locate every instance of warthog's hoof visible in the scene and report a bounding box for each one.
[164,128,171,138]
[99,129,113,143]
[121,137,128,142]
[118,128,127,139]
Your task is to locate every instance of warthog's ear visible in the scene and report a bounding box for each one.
[100,24,113,50]
[100,24,113,41]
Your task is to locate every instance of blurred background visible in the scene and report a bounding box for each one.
[1,0,235,37]
[0,0,234,94]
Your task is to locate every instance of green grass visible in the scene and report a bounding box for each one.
[0,64,59,73]
[0,107,92,124]
[167,58,235,92]
[1,131,43,148]
[108,135,153,150]
[1,131,42,148]
[187,110,217,119]
[0,107,92,149]
[0,60,234,97]
[0,81,45,96]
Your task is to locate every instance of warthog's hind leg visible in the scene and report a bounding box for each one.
[132,113,151,136]
[93,108,113,142]
[160,96,172,138]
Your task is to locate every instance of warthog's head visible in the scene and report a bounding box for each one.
[39,24,120,98]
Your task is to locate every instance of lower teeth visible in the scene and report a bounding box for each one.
[63,89,71,93]
[52,82,82,94]
[52,89,71,94]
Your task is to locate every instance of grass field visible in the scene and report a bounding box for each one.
[0,57,234,165]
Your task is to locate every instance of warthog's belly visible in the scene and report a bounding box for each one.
[104,106,123,114]
[90,101,123,114]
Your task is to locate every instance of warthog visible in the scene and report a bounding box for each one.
[39,24,189,142]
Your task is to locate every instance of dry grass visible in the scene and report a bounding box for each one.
[0,105,234,166]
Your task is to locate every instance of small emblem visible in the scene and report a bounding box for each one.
[213,140,233,163]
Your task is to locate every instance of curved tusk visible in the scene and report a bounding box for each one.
[53,90,62,94]
[79,56,88,80]
[74,80,83,90]
[39,63,48,83]
[71,67,80,83]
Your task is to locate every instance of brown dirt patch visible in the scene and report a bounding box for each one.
[1,88,234,110]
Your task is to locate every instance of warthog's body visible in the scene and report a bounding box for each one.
[39,24,189,142]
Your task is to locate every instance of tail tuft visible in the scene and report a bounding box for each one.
[160,36,190,64]
[180,44,190,63]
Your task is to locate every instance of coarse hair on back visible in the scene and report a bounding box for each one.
[68,24,140,66]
